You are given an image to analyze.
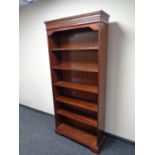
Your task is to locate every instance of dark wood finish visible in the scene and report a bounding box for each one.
[45,10,109,153]
[63,89,97,103]
[45,10,109,30]
[97,22,108,146]
[51,47,98,51]
[56,123,98,151]
[54,81,98,93]
[57,109,97,128]
[56,95,97,112]
[52,64,98,72]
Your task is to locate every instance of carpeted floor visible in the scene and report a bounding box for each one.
[19,105,135,155]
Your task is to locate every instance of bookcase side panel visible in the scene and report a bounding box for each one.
[47,33,62,127]
[97,23,108,146]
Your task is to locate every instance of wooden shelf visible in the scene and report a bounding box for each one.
[54,81,98,94]
[56,96,97,113]
[56,123,97,149]
[52,64,98,72]
[57,109,97,128]
[51,47,98,51]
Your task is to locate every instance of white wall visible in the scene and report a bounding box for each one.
[19,0,135,141]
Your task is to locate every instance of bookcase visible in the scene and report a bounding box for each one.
[45,10,110,153]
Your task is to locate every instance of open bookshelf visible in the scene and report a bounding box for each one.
[45,10,109,153]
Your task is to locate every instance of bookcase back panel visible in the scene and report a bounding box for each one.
[62,71,97,85]
[55,87,97,103]
[61,51,97,65]
[63,89,97,103]
[58,116,97,135]
[51,51,98,69]
[52,28,98,48]
[58,103,97,119]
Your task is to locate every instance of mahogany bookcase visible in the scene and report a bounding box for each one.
[45,10,110,153]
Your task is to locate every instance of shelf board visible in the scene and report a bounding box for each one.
[56,123,97,149]
[57,109,97,128]
[56,96,97,113]
[51,47,98,51]
[54,81,98,94]
[52,64,98,72]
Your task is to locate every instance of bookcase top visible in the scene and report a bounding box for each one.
[45,10,110,30]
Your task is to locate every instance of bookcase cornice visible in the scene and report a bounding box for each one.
[45,10,109,30]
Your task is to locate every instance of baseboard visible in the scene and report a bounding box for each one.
[19,103,53,117]
[19,104,135,146]
[104,132,135,146]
